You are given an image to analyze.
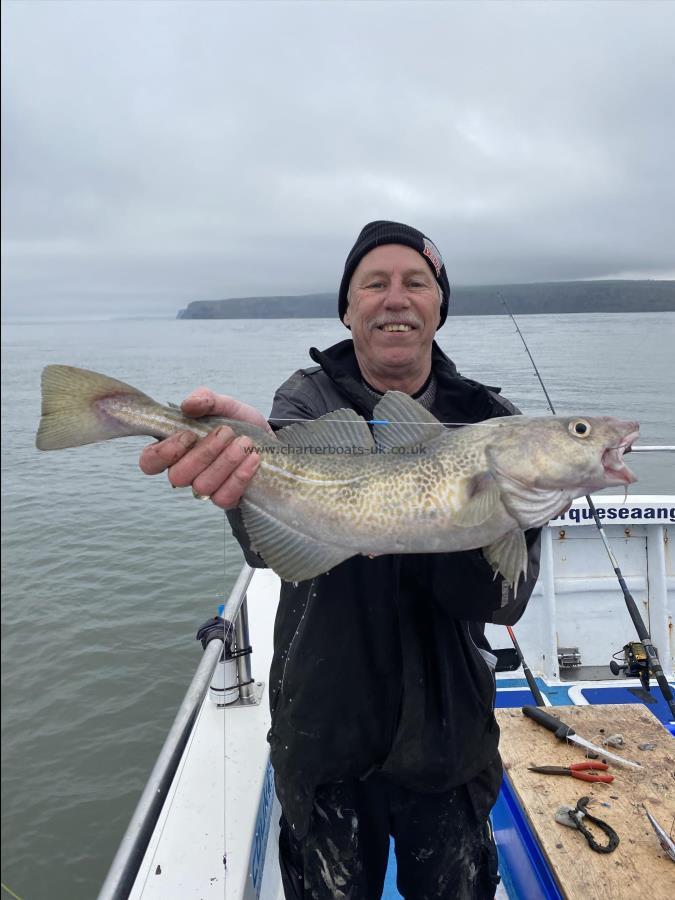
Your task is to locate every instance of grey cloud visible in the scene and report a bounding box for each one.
[2,0,674,316]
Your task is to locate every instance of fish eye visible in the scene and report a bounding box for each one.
[569,419,592,438]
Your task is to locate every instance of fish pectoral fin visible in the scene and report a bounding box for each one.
[483,529,528,590]
[485,445,570,528]
[452,472,502,527]
[372,392,446,451]
[496,477,570,529]
[240,499,353,582]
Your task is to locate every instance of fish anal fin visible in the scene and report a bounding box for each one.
[483,529,528,590]
[240,499,353,582]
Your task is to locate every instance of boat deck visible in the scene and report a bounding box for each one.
[128,650,674,899]
[121,496,673,900]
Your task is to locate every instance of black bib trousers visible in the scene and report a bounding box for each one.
[278,774,500,900]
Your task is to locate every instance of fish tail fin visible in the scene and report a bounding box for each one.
[36,365,156,450]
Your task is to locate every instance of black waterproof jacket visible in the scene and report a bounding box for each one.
[229,339,542,839]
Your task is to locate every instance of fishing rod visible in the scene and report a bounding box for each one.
[506,625,548,707]
[500,295,675,720]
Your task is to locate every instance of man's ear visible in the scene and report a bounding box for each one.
[343,306,351,327]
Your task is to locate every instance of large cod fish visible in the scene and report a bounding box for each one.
[36,365,639,587]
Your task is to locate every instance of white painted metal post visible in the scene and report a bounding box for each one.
[541,527,559,680]
[647,525,673,676]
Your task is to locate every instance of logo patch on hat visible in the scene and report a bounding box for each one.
[423,238,443,277]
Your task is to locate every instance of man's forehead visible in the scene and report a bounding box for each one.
[354,244,431,275]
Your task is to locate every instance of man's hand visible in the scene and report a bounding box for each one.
[138,388,272,509]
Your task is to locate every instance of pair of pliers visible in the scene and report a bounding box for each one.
[528,761,614,783]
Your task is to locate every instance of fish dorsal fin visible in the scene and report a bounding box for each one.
[240,498,353,581]
[372,391,446,451]
[276,408,374,451]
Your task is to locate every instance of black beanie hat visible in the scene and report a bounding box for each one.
[338,220,451,327]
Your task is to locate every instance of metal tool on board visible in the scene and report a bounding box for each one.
[555,796,620,854]
[529,761,614,783]
[522,706,643,768]
[644,807,675,863]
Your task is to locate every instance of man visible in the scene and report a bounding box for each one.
[139,221,541,899]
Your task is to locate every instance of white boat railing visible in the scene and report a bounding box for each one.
[97,564,257,900]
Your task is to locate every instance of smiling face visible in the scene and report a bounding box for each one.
[344,244,442,393]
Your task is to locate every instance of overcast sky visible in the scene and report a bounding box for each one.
[2,0,674,317]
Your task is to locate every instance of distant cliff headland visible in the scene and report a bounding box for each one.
[177,280,675,319]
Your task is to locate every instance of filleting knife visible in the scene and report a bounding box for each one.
[522,706,643,769]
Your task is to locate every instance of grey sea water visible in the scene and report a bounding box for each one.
[1,313,674,899]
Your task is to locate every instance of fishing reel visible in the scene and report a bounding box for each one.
[609,642,650,690]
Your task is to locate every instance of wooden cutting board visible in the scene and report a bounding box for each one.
[495,704,674,899]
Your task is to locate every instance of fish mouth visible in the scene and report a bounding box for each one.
[602,429,639,484]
